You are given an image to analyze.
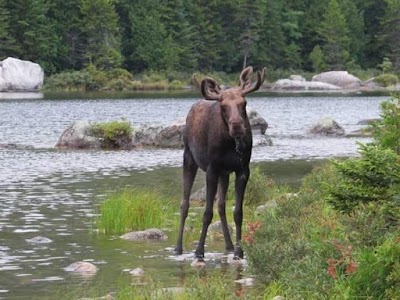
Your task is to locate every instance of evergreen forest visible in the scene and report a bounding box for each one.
[0,0,399,76]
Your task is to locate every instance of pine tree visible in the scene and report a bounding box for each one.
[381,0,400,71]
[0,0,16,59]
[47,0,86,71]
[80,0,122,70]
[5,0,59,73]
[318,0,350,70]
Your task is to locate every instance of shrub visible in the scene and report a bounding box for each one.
[96,189,172,235]
[374,73,399,87]
[43,70,99,91]
[325,144,400,214]
[335,237,400,299]
[91,120,132,149]
[371,95,400,154]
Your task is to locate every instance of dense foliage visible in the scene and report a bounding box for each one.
[244,95,400,298]
[1,0,400,75]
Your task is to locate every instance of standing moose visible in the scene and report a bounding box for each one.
[175,66,266,260]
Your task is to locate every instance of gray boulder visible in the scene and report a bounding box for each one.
[132,124,185,148]
[120,228,167,241]
[55,121,132,150]
[273,79,341,91]
[247,106,268,134]
[309,117,345,136]
[289,75,306,81]
[312,71,362,89]
[0,57,44,92]
[56,121,102,149]
[64,261,98,275]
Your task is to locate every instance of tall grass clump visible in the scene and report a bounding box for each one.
[96,188,173,235]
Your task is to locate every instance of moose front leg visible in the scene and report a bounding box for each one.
[217,173,234,252]
[233,167,250,259]
[195,167,218,260]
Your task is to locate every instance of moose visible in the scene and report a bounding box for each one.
[175,66,266,260]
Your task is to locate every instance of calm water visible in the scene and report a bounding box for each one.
[0,92,385,299]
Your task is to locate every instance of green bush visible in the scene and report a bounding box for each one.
[91,120,132,149]
[96,189,172,235]
[374,73,399,87]
[43,70,99,91]
[325,144,400,214]
[372,95,400,154]
[335,237,400,299]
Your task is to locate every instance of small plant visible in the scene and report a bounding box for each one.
[374,73,399,87]
[91,120,132,149]
[96,188,172,235]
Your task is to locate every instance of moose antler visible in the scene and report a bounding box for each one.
[241,67,267,95]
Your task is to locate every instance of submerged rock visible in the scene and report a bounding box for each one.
[0,57,44,92]
[129,268,145,276]
[64,261,98,275]
[120,228,167,241]
[309,117,345,136]
[25,236,53,244]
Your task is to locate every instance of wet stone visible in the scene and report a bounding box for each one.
[25,236,53,244]
[120,228,167,241]
[64,261,98,275]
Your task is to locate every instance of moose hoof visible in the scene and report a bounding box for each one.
[174,247,183,255]
[234,246,244,259]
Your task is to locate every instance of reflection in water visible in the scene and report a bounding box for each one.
[0,94,385,298]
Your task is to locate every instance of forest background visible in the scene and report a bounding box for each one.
[0,0,399,80]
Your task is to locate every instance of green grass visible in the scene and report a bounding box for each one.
[96,188,175,235]
[91,120,132,149]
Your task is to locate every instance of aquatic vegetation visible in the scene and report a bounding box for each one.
[96,188,174,235]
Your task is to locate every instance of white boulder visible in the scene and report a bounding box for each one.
[0,57,44,92]
[312,71,361,89]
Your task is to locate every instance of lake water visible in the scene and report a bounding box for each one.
[0,92,386,298]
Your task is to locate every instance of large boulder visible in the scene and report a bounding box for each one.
[132,124,185,148]
[55,121,132,150]
[247,106,268,134]
[312,71,362,89]
[309,117,345,136]
[0,57,44,92]
[273,79,341,91]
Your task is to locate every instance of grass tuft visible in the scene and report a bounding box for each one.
[96,188,173,235]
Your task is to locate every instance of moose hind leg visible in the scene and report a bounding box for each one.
[233,167,250,259]
[217,173,234,252]
[175,149,198,255]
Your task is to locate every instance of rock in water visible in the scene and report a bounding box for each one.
[309,117,345,136]
[64,261,98,275]
[0,57,44,92]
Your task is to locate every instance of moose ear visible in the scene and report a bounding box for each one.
[239,66,254,89]
[201,78,222,101]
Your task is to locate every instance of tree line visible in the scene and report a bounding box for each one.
[0,0,399,75]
